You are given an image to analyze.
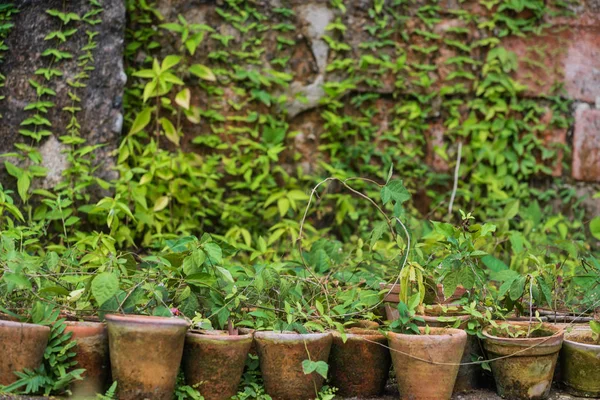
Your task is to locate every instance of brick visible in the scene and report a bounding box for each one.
[572,108,600,182]
[503,26,600,103]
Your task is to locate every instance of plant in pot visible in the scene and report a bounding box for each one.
[558,319,600,397]
[385,293,467,400]
[166,235,254,400]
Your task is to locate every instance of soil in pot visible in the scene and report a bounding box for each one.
[182,330,253,400]
[483,322,563,400]
[105,314,189,400]
[387,327,467,400]
[254,331,332,400]
[560,329,600,397]
[0,320,50,385]
[418,306,487,393]
[64,321,110,398]
[328,328,391,398]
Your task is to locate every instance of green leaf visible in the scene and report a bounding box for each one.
[91,272,119,306]
[380,180,410,205]
[590,321,600,334]
[370,221,388,248]
[482,255,508,272]
[189,64,216,81]
[301,360,328,379]
[17,173,30,202]
[590,217,600,240]
[129,107,152,134]
[153,196,170,212]
[509,276,526,302]
[203,242,223,264]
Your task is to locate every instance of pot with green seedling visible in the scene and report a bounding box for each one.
[559,320,600,397]
[483,319,563,400]
[386,294,467,400]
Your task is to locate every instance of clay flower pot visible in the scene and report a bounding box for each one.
[387,327,467,400]
[560,328,600,397]
[182,330,253,400]
[328,328,390,398]
[64,321,110,397]
[105,314,189,400]
[0,320,50,385]
[483,322,563,400]
[254,331,332,400]
[418,306,486,393]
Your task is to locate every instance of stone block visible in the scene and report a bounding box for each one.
[572,108,600,182]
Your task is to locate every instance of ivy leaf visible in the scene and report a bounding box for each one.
[301,360,328,379]
[91,273,119,306]
[380,180,410,205]
[370,221,387,248]
[189,64,216,81]
[590,217,600,240]
[153,196,170,212]
[129,107,152,135]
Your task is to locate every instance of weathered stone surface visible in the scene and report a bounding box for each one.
[504,26,600,103]
[0,0,125,186]
[572,107,600,182]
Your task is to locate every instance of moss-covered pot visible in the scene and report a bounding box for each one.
[387,327,467,400]
[65,321,110,397]
[560,329,600,397]
[0,320,50,385]
[483,322,563,400]
[418,308,486,393]
[254,331,332,400]
[105,314,189,400]
[182,330,253,400]
[328,328,391,398]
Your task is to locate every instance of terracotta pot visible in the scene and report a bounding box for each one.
[0,320,50,385]
[536,309,592,323]
[254,331,332,400]
[105,314,189,400]
[64,321,110,397]
[416,310,486,393]
[387,327,467,400]
[345,320,380,330]
[483,322,563,400]
[560,328,600,397]
[182,330,253,400]
[329,328,390,398]
[381,283,466,321]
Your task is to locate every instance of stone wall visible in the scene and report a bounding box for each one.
[1,0,599,216]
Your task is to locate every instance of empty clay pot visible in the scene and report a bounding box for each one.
[560,328,600,397]
[254,331,332,400]
[65,321,110,397]
[105,314,189,400]
[182,330,253,400]
[0,320,50,385]
[388,327,467,400]
[328,328,390,398]
[483,322,563,400]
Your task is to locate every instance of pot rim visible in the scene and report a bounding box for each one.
[331,328,385,339]
[564,329,600,350]
[0,319,51,331]
[105,313,190,327]
[254,330,331,341]
[482,321,563,344]
[64,320,105,327]
[187,329,253,340]
[386,326,466,338]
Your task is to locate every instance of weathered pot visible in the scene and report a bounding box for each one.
[182,330,253,400]
[387,327,467,400]
[417,309,486,393]
[560,329,600,397]
[254,331,332,400]
[65,321,110,397]
[105,314,189,400]
[329,328,391,398]
[0,320,50,385]
[381,283,466,321]
[483,322,563,400]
